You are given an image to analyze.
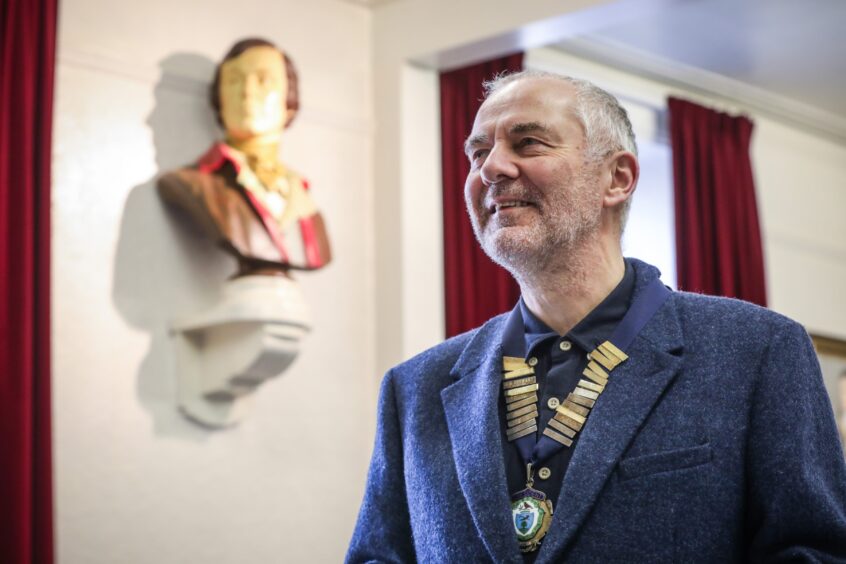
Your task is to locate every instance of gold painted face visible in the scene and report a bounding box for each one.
[219,46,289,140]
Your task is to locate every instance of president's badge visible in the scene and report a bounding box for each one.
[511,487,553,552]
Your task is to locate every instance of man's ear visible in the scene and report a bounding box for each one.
[603,151,639,209]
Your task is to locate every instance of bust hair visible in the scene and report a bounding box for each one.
[210,37,300,129]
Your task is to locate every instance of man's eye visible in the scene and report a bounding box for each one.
[471,149,489,162]
[517,138,541,148]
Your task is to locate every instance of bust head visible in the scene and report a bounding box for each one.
[210,38,300,140]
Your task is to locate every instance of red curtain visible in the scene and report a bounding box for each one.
[0,0,58,561]
[669,97,767,306]
[440,53,523,337]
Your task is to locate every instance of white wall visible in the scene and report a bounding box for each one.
[754,119,846,338]
[52,0,373,562]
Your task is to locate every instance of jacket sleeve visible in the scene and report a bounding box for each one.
[346,370,416,564]
[746,320,846,563]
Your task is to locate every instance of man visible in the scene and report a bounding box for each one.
[347,71,846,562]
[158,38,331,277]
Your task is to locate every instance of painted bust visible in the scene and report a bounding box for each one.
[158,38,331,276]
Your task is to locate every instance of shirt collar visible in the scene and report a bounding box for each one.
[518,260,636,357]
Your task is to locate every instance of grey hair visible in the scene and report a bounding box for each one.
[482,69,638,160]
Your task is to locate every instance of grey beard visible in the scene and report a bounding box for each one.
[466,167,605,279]
[473,220,580,279]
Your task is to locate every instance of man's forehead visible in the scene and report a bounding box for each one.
[482,77,575,111]
[470,77,579,135]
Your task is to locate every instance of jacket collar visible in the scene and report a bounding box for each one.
[440,259,683,563]
[441,313,521,562]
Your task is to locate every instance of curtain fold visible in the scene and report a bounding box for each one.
[0,0,58,562]
[669,97,767,306]
[440,53,523,338]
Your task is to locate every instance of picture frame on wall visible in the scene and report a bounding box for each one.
[812,334,846,453]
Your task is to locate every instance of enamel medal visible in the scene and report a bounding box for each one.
[510,464,553,553]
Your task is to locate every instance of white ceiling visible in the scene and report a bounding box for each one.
[557,0,846,136]
[356,0,845,140]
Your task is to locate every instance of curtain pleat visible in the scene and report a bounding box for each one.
[669,97,767,306]
[0,0,57,561]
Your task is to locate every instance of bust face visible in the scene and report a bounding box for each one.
[219,46,288,140]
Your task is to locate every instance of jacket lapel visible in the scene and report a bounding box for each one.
[441,316,523,563]
[538,293,684,562]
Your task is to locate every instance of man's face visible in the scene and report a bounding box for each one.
[464,78,604,275]
[219,46,288,140]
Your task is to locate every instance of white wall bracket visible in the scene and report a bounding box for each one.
[170,275,310,428]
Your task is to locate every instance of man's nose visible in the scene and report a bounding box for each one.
[480,145,518,185]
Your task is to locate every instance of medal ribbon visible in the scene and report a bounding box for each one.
[503,277,671,466]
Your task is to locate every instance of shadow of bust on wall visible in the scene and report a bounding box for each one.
[112,52,226,439]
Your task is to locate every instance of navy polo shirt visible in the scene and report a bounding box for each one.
[499,260,635,560]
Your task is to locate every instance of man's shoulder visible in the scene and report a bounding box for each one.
[394,317,501,373]
[385,312,510,389]
[628,258,803,336]
[670,290,808,343]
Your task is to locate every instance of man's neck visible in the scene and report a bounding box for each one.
[517,239,625,336]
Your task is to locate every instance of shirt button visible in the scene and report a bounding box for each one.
[527,357,538,367]
[547,397,560,410]
[538,467,552,480]
[559,340,572,351]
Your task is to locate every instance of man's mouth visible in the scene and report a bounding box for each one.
[488,200,535,215]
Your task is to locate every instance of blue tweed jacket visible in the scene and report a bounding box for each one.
[347,260,846,563]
